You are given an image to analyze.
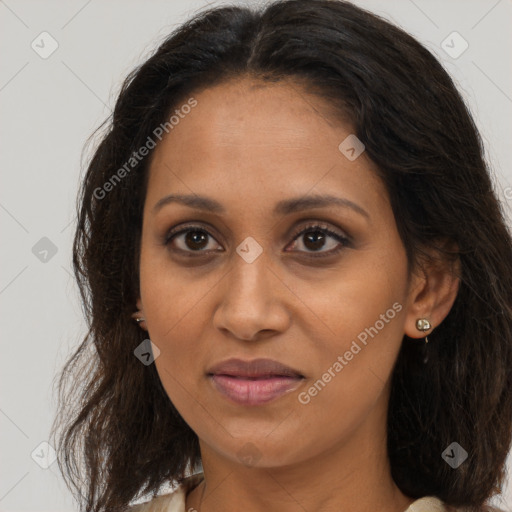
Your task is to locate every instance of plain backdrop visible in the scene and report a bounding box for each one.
[1,0,511,510]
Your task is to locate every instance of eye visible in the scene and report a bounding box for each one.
[286,222,350,258]
[164,221,350,258]
[164,225,223,254]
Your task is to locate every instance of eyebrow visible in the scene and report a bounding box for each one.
[152,193,370,220]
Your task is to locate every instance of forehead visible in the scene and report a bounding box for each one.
[171,76,343,144]
[146,77,386,216]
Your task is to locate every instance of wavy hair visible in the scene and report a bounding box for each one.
[50,1,512,511]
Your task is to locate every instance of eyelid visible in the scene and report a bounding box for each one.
[164,222,222,245]
[288,221,350,244]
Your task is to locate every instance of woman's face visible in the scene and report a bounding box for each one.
[137,77,422,469]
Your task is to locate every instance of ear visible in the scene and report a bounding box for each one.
[403,241,460,339]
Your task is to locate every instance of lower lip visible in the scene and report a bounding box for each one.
[209,374,304,406]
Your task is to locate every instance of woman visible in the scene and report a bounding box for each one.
[50,1,512,511]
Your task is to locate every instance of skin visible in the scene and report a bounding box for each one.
[135,76,460,512]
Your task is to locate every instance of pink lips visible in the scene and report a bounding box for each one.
[209,374,304,405]
[206,357,305,406]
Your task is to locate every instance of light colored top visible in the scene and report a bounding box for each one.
[127,471,480,512]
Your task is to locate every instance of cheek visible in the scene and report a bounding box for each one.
[296,252,406,350]
[138,251,210,396]
[299,311,405,407]
[290,306,405,463]
[142,274,209,375]
[139,243,212,339]
[291,249,407,416]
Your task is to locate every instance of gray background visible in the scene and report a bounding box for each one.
[1,0,511,510]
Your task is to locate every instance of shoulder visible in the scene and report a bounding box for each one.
[404,496,509,512]
[127,490,179,512]
[126,472,204,512]
[405,496,449,512]
[479,505,509,512]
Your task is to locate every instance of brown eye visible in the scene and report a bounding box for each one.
[165,227,222,253]
[287,223,350,257]
[182,230,209,250]
[164,221,350,259]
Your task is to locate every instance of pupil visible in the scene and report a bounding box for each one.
[304,231,325,250]
[186,230,208,250]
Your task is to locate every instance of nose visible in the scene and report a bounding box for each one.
[212,251,291,342]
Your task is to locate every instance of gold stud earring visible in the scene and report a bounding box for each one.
[416,318,431,344]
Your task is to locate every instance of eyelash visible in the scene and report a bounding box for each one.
[163,222,351,259]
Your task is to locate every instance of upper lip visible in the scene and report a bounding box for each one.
[207,358,304,378]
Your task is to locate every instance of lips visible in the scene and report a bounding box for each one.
[206,357,304,379]
[206,358,305,406]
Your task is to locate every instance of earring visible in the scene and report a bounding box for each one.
[416,318,431,364]
[416,318,431,344]
[131,310,146,327]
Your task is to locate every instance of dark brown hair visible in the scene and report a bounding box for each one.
[50,1,512,511]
